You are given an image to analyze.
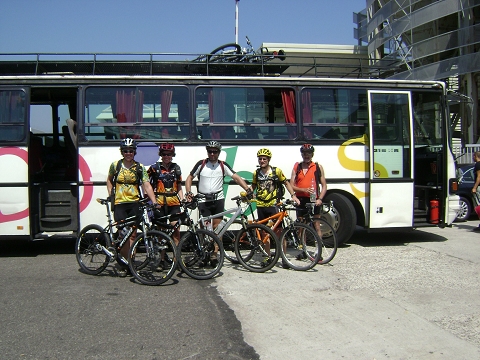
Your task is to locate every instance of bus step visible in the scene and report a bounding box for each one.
[40,216,71,223]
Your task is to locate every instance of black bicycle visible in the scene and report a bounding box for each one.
[75,197,177,286]
[195,36,286,64]
[151,194,224,280]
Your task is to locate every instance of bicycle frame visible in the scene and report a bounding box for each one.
[198,205,245,239]
[96,198,153,261]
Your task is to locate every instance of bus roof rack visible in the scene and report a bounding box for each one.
[0,50,383,78]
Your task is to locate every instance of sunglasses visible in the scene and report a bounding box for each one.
[123,149,135,154]
[258,157,269,162]
[207,149,220,154]
[161,152,174,156]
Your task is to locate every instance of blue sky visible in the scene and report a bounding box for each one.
[0,0,364,56]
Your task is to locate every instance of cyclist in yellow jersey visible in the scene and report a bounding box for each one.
[252,148,299,268]
[106,138,157,277]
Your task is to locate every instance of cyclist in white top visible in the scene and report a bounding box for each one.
[185,141,252,266]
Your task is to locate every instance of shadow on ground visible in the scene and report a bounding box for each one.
[345,227,448,247]
[0,238,75,257]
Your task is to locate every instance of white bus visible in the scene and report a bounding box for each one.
[0,56,460,245]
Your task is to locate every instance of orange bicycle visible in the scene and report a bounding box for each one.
[242,199,337,270]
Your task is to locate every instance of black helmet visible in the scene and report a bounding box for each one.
[300,144,315,153]
[206,140,222,150]
[120,138,137,149]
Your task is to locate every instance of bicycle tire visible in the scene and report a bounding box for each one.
[221,219,243,264]
[207,43,242,63]
[280,222,322,271]
[310,218,338,264]
[177,229,224,280]
[234,223,280,273]
[129,230,177,286]
[75,224,111,275]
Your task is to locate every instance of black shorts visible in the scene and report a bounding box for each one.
[257,206,279,221]
[198,199,225,219]
[114,202,140,223]
[296,197,321,218]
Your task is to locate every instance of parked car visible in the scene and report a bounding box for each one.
[455,163,476,221]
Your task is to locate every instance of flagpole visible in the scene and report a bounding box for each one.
[235,0,239,44]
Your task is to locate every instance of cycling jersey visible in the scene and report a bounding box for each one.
[190,159,235,200]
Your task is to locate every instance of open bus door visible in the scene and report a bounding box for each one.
[29,88,79,239]
[367,91,415,229]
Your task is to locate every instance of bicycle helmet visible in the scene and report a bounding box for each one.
[206,140,222,150]
[257,148,272,158]
[159,143,175,155]
[120,138,137,150]
[300,144,315,153]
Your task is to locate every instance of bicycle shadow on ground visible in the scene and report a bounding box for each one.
[0,237,76,257]
[344,227,448,248]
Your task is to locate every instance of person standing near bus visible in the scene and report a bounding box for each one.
[106,138,157,277]
[290,144,327,243]
[252,148,299,268]
[147,143,185,252]
[471,151,480,230]
[185,140,252,266]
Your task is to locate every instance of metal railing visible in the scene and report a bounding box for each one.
[453,144,480,165]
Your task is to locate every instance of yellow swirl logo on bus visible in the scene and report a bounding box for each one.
[337,134,388,199]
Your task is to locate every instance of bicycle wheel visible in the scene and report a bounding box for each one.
[207,43,242,63]
[234,223,280,273]
[310,218,338,264]
[129,230,177,286]
[221,220,243,264]
[177,229,224,280]
[280,223,321,271]
[75,224,111,275]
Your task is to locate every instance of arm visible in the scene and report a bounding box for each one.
[107,174,114,196]
[142,181,157,204]
[176,180,185,202]
[231,173,252,192]
[185,173,195,200]
[316,164,327,205]
[283,180,300,205]
[472,169,480,193]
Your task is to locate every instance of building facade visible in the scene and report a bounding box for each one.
[355,0,480,145]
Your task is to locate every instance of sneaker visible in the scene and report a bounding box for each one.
[260,256,272,268]
[296,252,307,260]
[473,226,480,232]
[158,260,169,271]
[117,267,131,277]
[210,254,219,268]
[164,253,173,265]
[281,260,290,269]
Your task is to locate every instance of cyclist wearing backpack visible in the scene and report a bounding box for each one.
[185,141,252,266]
[106,138,157,277]
[290,144,327,242]
[252,148,299,269]
[147,143,184,249]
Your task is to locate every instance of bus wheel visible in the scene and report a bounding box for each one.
[322,193,356,246]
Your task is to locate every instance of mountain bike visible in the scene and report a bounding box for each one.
[196,36,286,64]
[151,194,224,280]
[75,197,177,286]
[298,201,338,265]
[234,198,338,269]
[197,192,280,273]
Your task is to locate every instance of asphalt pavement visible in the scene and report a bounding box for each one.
[1,221,480,359]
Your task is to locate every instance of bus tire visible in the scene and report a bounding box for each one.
[323,193,356,246]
